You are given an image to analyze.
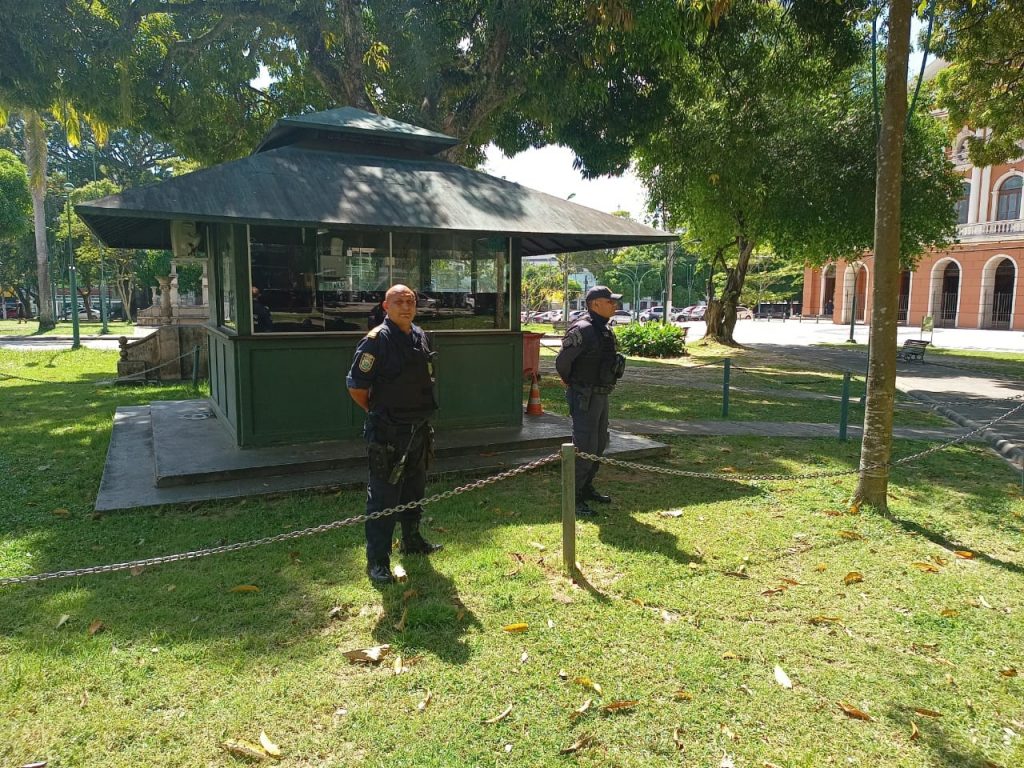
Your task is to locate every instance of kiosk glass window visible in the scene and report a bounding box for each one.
[217,226,237,330]
[247,226,510,333]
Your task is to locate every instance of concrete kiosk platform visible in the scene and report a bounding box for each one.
[96,399,670,511]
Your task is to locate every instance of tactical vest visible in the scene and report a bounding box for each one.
[369,328,438,424]
[568,317,618,388]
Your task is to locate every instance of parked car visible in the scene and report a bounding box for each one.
[638,306,664,322]
[608,310,633,326]
[569,309,587,321]
[673,303,707,321]
[735,305,753,320]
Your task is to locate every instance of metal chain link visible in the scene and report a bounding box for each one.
[578,398,1024,482]
[0,452,560,587]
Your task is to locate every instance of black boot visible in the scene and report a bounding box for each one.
[575,500,598,518]
[366,560,395,585]
[399,530,443,555]
[583,486,612,504]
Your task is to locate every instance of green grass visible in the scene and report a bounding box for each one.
[2,350,1023,767]
[0,319,135,336]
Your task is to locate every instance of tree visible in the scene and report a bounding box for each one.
[852,0,914,510]
[0,148,30,241]
[22,111,55,329]
[636,0,867,343]
[522,264,562,316]
[933,2,1024,166]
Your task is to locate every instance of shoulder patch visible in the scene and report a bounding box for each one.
[357,352,376,373]
[562,326,584,348]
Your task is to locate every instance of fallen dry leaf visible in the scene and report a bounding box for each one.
[52,508,70,518]
[672,726,684,750]
[809,615,843,626]
[393,655,405,676]
[229,584,260,593]
[780,577,801,586]
[911,561,941,573]
[910,721,920,741]
[673,689,693,701]
[559,734,593,754]
[602,700,638,713]
[660,509,684,518]
[574,676,603,695]
[222,739,269,762]
[483,704,513,724]
[843,572,864,586]
[814,563,828,572]
[761,587,786,597]
[342,644,391,664]
[529,541,547,551]
[55,614,70,630]
[417,689,432,712]
[837,701,873,721]
[977,595,993,609]
[393,607,409,632]
[258,731,282,758]
[402,588,419,602]
[327,606,348,621]
[999,668,1018,678]
[940,609,959,618]
[721,651,743,660]
[773,666,793,689]
[954,550,974,559]
[520,651,529,664]
[392,564,408,583]
[837,530,863,540]
[913,707,941,718]
[129,565,145,577]
[87,619,105,636]
[503,622,528,633]
[570,698,593,720]
[849,503,860,515]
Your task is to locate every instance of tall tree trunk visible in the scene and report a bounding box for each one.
[24,111,55,330]
[705,237,755,344]
[853,0,913,510]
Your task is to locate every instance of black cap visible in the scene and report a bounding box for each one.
[585,285,623,302]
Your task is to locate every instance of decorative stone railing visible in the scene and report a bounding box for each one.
[957,220,1024,240]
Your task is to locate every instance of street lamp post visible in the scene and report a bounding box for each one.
[63,182,81,349]
[86,142,109,334]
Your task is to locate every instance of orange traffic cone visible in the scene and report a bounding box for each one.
[526,374,544,416]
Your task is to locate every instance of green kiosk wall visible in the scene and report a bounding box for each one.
[205,223,525,447]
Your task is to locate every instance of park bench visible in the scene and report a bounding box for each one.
[896,339,930,362]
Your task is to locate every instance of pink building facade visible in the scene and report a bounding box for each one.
[804,127,1024,330]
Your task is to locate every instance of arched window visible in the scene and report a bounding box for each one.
[996,176,1022,221]
[955,181,971,224]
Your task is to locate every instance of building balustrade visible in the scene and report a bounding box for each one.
[957,219,1024,240]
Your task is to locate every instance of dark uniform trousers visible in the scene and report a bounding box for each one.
[566,386,610,494]
[364,421,430,564]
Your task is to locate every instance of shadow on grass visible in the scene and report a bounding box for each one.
[887,705,1008,768]
[371,552,480,664]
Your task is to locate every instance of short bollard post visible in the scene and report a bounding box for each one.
[839,371,851,442]
[722,358,731,418]
[191,346,200,387]
[561,442,576,580]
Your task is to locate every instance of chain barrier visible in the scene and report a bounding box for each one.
[578,398,1024,482]
[0,452,561,588]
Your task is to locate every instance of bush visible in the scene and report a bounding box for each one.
[614,321,688,358]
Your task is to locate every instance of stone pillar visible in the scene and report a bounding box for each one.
[201,260,210,307]
[157,275,173,320]
[169,262,180,310]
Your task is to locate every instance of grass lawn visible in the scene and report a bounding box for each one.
[2,349,1023,767]
[0,319,136,336]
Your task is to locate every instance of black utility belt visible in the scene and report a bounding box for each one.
[572,383,614,395]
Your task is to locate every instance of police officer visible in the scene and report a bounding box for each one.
[347,284,441,585]
[555,286,626,518]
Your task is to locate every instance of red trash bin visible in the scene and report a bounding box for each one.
[522,332,544,380]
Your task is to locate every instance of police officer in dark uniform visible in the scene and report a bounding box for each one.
[347,284,442,585]
[555,286,626,518]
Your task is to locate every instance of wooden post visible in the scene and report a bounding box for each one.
[722,358,731,418]
[561,442,576,580]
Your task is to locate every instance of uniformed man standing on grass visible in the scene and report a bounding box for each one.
[555,286,626,518]
[347,284,442,585]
